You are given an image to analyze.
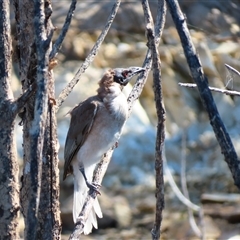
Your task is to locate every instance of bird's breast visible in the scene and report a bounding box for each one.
[76,95,128,168]
[103,92,128,124]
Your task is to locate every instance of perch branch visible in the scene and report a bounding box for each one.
[166,0,240,189]
[55,0,121,112]
[50,0,77,59]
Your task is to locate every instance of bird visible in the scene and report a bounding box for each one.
[63,66,145,234]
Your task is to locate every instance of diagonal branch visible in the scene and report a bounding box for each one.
[12,83,36,116]
[225,63,240,77]
[55,0,121,112]
[50,0,77,60]
[166,0,240,189]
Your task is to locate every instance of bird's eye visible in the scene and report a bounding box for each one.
[122,70,131,78]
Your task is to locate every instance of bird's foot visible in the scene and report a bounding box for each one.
[111,141,118,150]
[86,181,101,195]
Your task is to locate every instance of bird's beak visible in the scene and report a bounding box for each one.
[122,66,146,85]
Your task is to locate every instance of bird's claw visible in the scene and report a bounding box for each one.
[86,181,101,195]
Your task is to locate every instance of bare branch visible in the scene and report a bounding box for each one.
[12,83,36,116]
[164,155,200,211]
[225,64,240,77]
[179,82,240,97]
[180,132,203,239]
[50,0,77,59]
[141,0,167,239]
[55,0,121,112]
[166,0,240,189]
[127,0,165,113]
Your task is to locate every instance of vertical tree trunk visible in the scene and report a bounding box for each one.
[0,0,20,238]
[14,0,61,238]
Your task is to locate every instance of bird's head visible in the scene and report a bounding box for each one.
[97,66,145,97]
[113,66,146,86]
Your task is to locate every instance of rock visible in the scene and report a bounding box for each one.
[204,203,240,224]
[196,42,219,77]
[113,196,132,228]
[136,195,156,213]
[203,216,221,239]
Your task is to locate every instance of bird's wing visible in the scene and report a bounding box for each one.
[63,97,99,180]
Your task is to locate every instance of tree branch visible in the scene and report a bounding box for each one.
[142,0,166,239]
[55,0,121,112]
[179,82,240,97]
[180,132,203,238]
[50,0,77,60]
[225,63,240,77]
[127,0,165,113]
[12,83,36,116]
[166,0,240,189]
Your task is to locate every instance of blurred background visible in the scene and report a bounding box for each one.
[13,0,240,239]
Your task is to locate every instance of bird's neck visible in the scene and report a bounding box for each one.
[97,85,128,121]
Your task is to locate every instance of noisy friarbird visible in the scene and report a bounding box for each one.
[63,67,145,234]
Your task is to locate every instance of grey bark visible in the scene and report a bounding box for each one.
[14,0,61,239]
[0,0,20,239]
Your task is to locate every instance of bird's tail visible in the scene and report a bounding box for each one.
[73,171,102,235]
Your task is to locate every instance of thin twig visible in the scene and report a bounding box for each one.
[166,0,240,189]
[225,64,240,77]
[179,82,240,97]
[50,0,77,59]
[55,0,121,112]
[180,131,203,239]
[127,0,165,112]
[163,155,200,211]
[12,83,37,116]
